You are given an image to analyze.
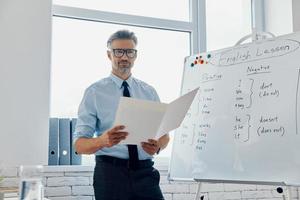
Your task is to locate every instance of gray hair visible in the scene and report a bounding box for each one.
[107,30,138,49]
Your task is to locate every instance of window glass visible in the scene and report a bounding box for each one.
[206,0,252,51]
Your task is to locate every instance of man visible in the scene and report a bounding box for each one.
[74,29,170,200]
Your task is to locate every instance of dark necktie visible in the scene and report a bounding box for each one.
[122,81,139,170]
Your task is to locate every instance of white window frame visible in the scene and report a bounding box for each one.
[52,0,206,54]
[251,0,266,32]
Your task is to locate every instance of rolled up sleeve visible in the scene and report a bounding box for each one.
[73,88,98,143]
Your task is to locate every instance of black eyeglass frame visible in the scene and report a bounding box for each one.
[111,48,137,58]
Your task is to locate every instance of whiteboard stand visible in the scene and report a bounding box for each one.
[235,28,275,46]
[194,182,203,200]
[169,30,300,199]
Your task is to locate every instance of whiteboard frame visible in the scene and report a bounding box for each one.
[168,56,193,182]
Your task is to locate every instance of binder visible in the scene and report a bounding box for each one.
[59,118,71,165]
[70,118,82,165]
[48,118,59,165]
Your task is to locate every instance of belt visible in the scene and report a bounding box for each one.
[96,155,153,170]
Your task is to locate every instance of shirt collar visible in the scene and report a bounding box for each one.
[110,73,133,89]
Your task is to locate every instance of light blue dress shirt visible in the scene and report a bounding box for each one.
[74,73,160,160]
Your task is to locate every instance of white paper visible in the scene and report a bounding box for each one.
[156,88,199,138]
[114,88,199,144]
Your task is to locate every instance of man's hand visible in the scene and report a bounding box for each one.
[141,139,160,155]
[98,125,128,148]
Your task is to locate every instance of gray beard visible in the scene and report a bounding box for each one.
[117,67,131,74]
[115,64,132,76]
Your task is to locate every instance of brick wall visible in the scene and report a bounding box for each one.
[0,165,299,200]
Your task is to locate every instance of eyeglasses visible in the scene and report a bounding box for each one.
[111,49,137,58]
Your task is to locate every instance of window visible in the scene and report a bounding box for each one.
[206,0,252,51]
[53,0,190,21]
[51,0,254,166]
[51,16,190,165]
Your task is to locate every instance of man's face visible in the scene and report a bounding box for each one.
[108,39,137,76]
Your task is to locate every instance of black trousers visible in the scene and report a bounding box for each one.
[93,156,164,200]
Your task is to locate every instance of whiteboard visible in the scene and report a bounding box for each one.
[169,32,300,185]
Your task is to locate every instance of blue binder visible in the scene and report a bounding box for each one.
[59,118,71,165]
[48,118,59,165]
[71,118,82,165]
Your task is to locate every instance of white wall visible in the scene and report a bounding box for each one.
[292,0,300,32]
[264,0,293,36]
[0,0,52,166]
